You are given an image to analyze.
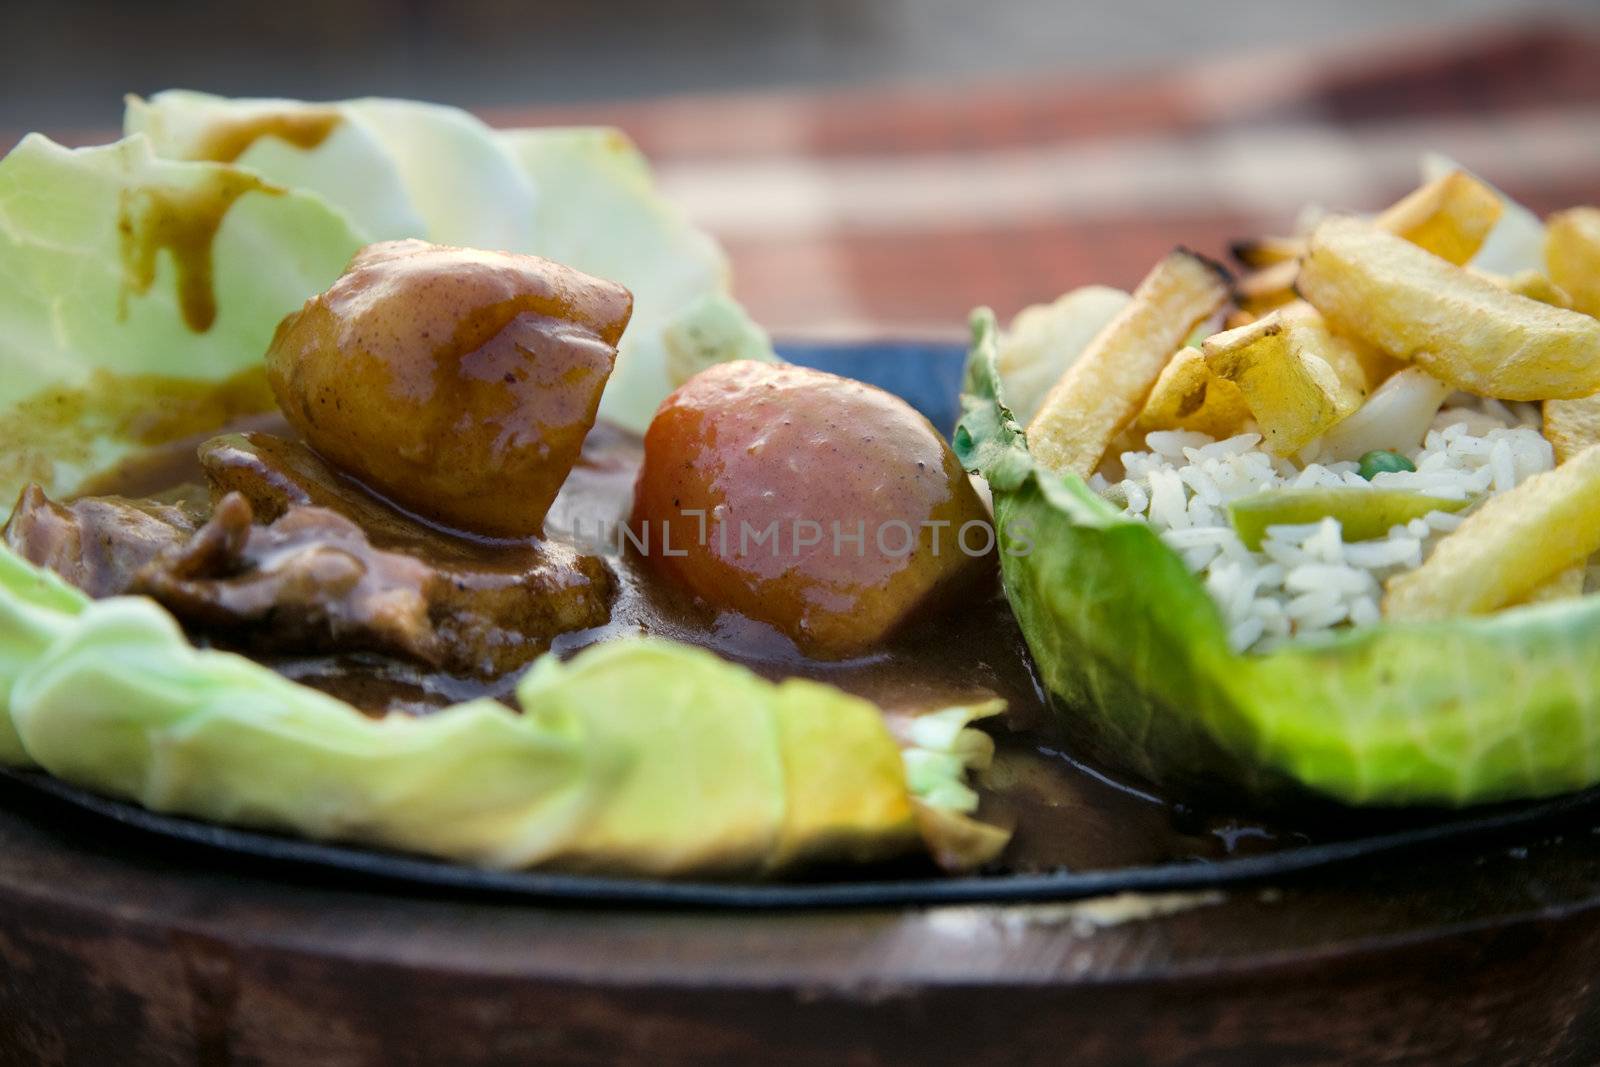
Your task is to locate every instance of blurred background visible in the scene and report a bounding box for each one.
[6,0,1599,336]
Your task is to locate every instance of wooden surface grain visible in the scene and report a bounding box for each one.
[3,794,1600,1065]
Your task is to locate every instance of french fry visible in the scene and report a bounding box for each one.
[1498,269,1574,310]
[1201,305,1364,455]
[1223,307,1258,331]
[1383,442,1600,619]
[1232,170,1503,312]
[1543,394,1600,464]
[1133,347,1250,439]
[1027,250,1230,476]
[1372,170,1503,266]
[1545,207,1600,317]
[1298,217,1600,401]
[1234,259,1299,316]
[1516,564,1586,606]
[994,286,1132,424]
[1230,235,1302,269]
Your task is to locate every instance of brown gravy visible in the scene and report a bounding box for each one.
[118,171,283,332]
[84,418,1317,875]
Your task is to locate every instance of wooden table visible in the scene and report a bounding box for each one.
[3,790,1600,1065]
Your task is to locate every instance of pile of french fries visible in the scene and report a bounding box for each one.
[1019,170,1600,622]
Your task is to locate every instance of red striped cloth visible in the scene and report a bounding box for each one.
[486,22,1600,338]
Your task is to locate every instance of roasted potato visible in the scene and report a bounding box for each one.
[266,240,633,538]
[632,361,992,658]
[1297,217,1600,401]
[1384,443,1600,619]
[1027,251,1230,476]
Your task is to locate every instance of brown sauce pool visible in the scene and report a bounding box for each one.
[86,419,1333,876]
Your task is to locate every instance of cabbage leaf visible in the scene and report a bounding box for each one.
[0,543,995,873]
[0,132,366,506]
[958,307,1600,805]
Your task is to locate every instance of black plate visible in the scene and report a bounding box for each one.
[4,765,1596,908]
[3,338,1593,909]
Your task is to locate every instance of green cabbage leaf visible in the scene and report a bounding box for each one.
[957,307,1600,805]
[0,541,997,874]
[0,132,367,505]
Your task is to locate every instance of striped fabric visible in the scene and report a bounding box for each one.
[487,23,1600,338]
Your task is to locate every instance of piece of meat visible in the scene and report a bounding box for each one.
[133,492,442,665]
[3,484,202,597]
[133,489,613,677]
[7,451,612,677]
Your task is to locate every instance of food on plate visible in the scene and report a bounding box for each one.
[1314,367,1454,462]
[0,93,1008,879]
[958,168,1600,804]
[1226,487,1471,551]
[1231,169,1502,312]
[1134,347,1250,440]
[1383,444,1600,620]
[1545,207,1600,317]
[1026,250,1230,476]
[992,286,1132,424]
[632,361,993,658]
[1543,395,1600,465]
[266,239,633,537]
[1499,268,1574,309]
[1199,306,1364,455]
[1370,168,1503,265]
[1297,216,1600,400]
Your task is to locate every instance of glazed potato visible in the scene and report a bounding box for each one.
[632,361,993,658]
[267,240,633,537]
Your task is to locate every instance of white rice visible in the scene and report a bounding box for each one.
[1092,396,1552,653]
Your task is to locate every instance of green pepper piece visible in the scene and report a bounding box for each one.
[1227,487,1471,550]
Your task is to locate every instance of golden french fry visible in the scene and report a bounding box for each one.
[1201,305,1364,455]
[1543,394,1600,464]
[1234,259,1299,316]
[1027,250,1230,476]
[1516,564,1586,606]
[1373,170,1503,266]
[1545,207,1600,317]
[1383,442,1600,619]
[1230,235,1302,269]
[1223,307,1257,331]
[1499,269,1574,309]
[1231,171,1503,314]
[1298,217,1600,401]
[994,286,1132,424]
[1133,347,1250,439]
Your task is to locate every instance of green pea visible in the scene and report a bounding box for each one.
[1357,449,1417,480]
